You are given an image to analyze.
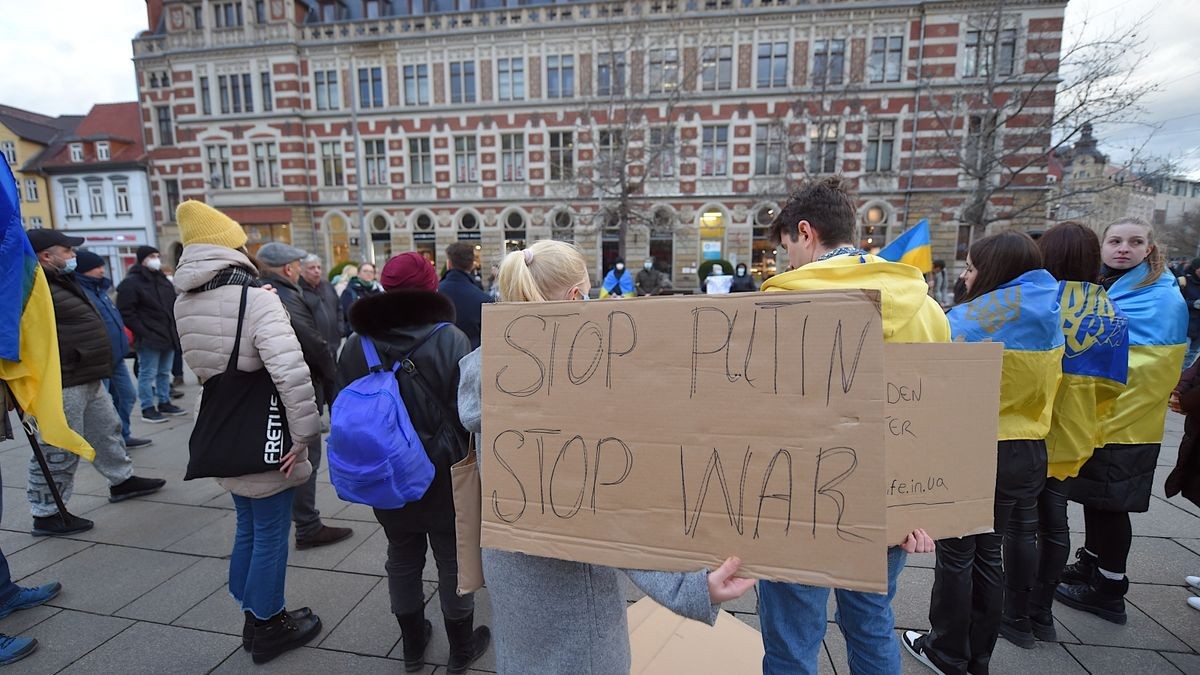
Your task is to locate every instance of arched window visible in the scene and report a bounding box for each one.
[504,210,527,253]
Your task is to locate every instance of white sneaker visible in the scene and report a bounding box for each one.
[1189,596,1200,611]
[1187,575,1200,590]
[901,630,948,675]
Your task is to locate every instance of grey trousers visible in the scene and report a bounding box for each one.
[28,381,135,517]
[292,434,323,539]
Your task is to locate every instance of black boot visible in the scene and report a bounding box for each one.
[1060,547,1097,586]
[1029,581,1058,641]
[445,613,491,675]
[243,608,314,651]
[396,612,432,673]
[250,609,322,664]
[999,585,1036,649]
[1055,575,1129,625]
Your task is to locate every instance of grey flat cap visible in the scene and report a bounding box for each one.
[257,242,308,266]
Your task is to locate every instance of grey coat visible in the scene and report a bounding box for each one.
[457,348,718,675]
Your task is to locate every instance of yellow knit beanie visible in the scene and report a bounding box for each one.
[176,200,248,250]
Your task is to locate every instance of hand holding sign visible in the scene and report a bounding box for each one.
[900,528,935,554]
[707,557,757,603]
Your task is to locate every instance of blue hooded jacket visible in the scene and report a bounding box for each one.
[77,274,130,366]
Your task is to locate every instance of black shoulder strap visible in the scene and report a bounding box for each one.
[225,284,250,372]
[395,323,456,421]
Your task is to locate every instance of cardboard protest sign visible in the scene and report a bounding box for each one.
[884,342,1003,544]
[627,597,763,674]
[480,290,889,592]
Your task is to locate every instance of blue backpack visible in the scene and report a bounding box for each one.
[327,324,449,509]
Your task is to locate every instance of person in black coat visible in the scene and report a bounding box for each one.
[1181,259,1200,368]
[438,242,491,350]
[299,254,343,369]
[730,263,757,292]
[337,252,489,673]
[339,262,381,334]
[116,246,186,422]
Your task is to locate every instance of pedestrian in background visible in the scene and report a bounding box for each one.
[600,259,633,298]
[172,201,322,664]
[636,257,668,296]
[439,242,492,350]
[1180,258,1200,369]
[339,262,381,333]
[730,262,756,292]
[299,254,343,395]
[332,263,357,297]
[929,259,950,307]
[117,245,187,424]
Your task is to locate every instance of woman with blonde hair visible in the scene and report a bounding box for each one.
[456,240,755,674]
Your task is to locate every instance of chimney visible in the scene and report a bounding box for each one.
[146,0,164,31]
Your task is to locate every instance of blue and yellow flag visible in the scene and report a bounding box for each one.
[949,269,1064,440]
[877,219,933,273]
[1046,281,1128,479]
[0,163,93,460]
[1102,262,1188,445]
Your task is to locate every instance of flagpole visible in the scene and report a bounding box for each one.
[3,384,74,526]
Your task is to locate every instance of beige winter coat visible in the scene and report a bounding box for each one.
[173,244,320,498]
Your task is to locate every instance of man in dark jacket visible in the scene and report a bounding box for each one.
[74,251,151,450]
[116,246,186,423]
[439,242,489,350]
[339,261,381,333]
[258,243,353,551]
[25,230,165,536]
[299,254,343,385]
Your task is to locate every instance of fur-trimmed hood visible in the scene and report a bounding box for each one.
[348,289,457,338]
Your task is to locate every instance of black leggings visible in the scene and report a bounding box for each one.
[1083,506,1132,575]
[1006,477,1071,588]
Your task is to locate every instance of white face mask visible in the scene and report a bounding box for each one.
[737,268,746,276]
[644,261,653,270]
[616,263,625,272]
[145,257,163,271]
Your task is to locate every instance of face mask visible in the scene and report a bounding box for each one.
[61,257,78,275]
[145,257,162,271]
[616,264,625,272]
[644,261,653,270]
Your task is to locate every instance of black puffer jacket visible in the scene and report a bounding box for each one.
[337,290,471,532]
[264,272,338,409]
[116,264,179,351]
[47,270,113,387]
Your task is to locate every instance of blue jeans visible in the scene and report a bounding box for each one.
[136,347,172,409]
[104,360,136,441]
[229,489,294,620]
[759,546,908,675]
[0,470,19,608]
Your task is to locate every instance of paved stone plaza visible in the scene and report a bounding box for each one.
[0,383,1197,673]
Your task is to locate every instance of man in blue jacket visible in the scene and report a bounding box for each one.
[75,251,152,449]
[439,242,492,350]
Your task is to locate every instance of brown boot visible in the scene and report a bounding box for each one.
[295,525,353,550]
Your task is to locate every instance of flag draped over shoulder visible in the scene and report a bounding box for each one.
[0,163,93,460]
[949,269,1064,441]
[1102,262,1188,445]
[876,219,933,273]
[1046,281,1129,479]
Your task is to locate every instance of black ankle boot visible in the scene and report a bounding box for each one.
[999,585,1036,649]
[1060,547,1097,586]
[445,612,491,675]
[1029,582,1058,641]
[1055,575,1129,625]
[250,608,322,664]
[243,608,314,651]
[396,612,432,673]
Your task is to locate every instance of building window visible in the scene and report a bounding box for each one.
[64,186,81,217]
[23,179,39,202]
[88,184,106,215]
[648,127,675,178]
[966,113,999,172]
[363,139,387,186]
[597,52,626,96]
[200,76,212,114]
[812,39,846,86]
[648,48,679,93]
[546,55,574,99]
[320,2,337,21]
[261,72,273,111]
[754,124,785,176]
[869,36,904,83]
[808,122,839,174]
[700,125,728,177]
[548,131,573,181]
[364,0,382,18]
[320,141,344,186]
[449,61,476,104]
[964,29,1017,78]
[164,179,181,216]
[1,141,14,165]
[358,66,384,108]
[218,74,253,113]
[865,120,896,173]
[757,42,788,89]
[501,133,525,182]
[497,58,525,101]
[596,129,623,181]
[29,216,43,228]
[701,45,733,91]
[193,4,204,28]
[96,142,110,161]
[255,0,266,22]
[206,145,231,189]
[408,137,433,185]
[114,184,131,215]
[315,70,340,110]
[214,1,244,27]
[403,65,428,106]
[70,143,84,162]
[454,136,478,182]
[253,142,280,187]
[218,75,229,113]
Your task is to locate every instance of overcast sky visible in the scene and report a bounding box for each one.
[0,0,1196,175]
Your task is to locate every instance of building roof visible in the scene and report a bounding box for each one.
[0,104,81,145]
[33,102,146,172]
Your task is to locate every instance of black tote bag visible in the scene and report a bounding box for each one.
[185,284,293,480]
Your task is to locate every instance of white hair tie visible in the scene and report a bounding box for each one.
[523,249,534,266]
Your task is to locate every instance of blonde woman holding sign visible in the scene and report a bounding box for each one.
[456,240,755,675]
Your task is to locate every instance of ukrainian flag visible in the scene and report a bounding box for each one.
[0,163,92,460]
[1102,262,1188,445]
[877,219,933,273]
[1046,281,1129,479]
[949,269,1064,440]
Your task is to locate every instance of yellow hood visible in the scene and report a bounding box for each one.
[761,254,950,343]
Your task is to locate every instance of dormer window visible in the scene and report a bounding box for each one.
[96,142,110,161]
[321,2,338,21]
[69,144,83,162]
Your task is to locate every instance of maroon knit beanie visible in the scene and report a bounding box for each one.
[380,252,438,292]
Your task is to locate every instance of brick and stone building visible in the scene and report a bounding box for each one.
[133,0,1064,286]
[1051,123,1156,235]
[0,105,83,231]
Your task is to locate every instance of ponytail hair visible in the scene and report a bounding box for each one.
[1102,216,1164,289]
[497,239,589,303]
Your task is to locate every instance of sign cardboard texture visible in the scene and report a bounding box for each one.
[884,342,1003,544]
[480,290,889,592]
[627,597,764,674]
